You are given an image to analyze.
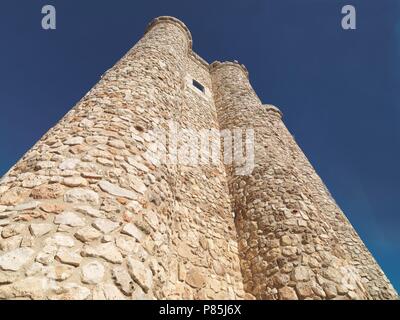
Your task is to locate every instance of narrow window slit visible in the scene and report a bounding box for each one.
[192,79,205,93]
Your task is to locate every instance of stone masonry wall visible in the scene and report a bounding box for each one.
[210,61,398,300]
[159,32,245,299]
[0,17,245,300]
[0,16,397,300]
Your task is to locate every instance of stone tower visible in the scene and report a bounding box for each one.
[0,16,397,300]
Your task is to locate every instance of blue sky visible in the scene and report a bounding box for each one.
[0,0,399,292]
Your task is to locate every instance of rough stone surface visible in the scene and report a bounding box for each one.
[0,16,397,300]
[46,265,75,281]
[56,283,91,300]
[74,226,102,243]
[0,277,48,299]
[0,187,30,206]
[186,268,206,289]
[81,261,105,284]
[59,159,80,170]
[45,233,75,248]
[55,248,82,267]
[54,211,86,227]
[31,184,64,200]
[93,283,126,300]
[62,177,88,188]
[64,189,99,205]
[292,266,311,282]
[29,223,53,237]
[98,181,136,199]
[2,224,26,239]
[127,256,153,293]
[75,205,103,218]
[0,248,35,271]
[13,201,41,211]
[279,287,298,300]
[64,137,84,146]
[121,223,145,242]
[92,218,120,234]
[112,266,134,295]
[82,243,123,264]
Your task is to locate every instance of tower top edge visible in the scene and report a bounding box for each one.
[210,60,250,79]
[145,16,193,50]
[145,17,209,69]
[145,17,248,76]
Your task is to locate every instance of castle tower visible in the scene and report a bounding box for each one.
[210,61,398,300]
[0,16,397,300]
[0,17,245,300]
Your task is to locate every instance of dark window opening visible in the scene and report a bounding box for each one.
[192,79,205,93]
